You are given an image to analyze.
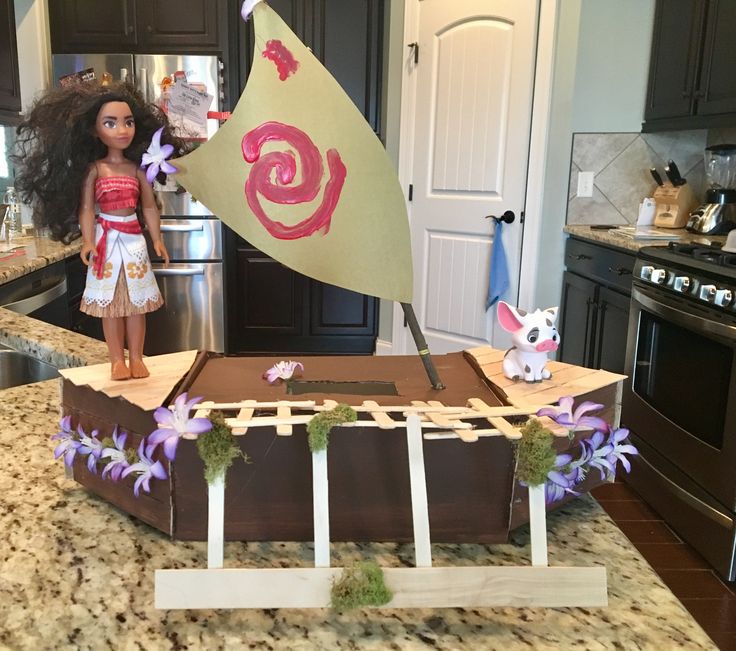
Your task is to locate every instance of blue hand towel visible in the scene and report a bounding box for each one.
[486,220,510,309]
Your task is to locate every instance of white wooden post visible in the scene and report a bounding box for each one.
[405,414,432,567]
[207,474,225,569]
[528,483,548,567]
[312,449,330,567]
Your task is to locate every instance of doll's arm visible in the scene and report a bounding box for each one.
[137,169,170,266]
[79,165,97,266]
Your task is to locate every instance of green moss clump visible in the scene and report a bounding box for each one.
[307,404,357,452]
[196,411,246,484]
[330,561,392,611]
[516,418,557,486]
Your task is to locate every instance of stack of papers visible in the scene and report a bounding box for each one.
[613,226,682,240]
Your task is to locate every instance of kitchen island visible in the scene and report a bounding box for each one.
[0,234,81,285]
[0,318,718,649]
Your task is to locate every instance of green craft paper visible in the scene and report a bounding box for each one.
[173,3,413,303]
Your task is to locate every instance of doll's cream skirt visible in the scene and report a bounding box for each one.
[80,213,163,318]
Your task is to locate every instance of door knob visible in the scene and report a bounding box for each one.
[485,210,515,224]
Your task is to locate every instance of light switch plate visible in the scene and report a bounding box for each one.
[577,171,595,198]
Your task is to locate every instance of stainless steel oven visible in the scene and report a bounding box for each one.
[144,193,225,355]
[623,243,736,580]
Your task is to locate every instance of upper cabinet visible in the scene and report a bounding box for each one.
[643,0,736,131]
[241,0,383,134]
[0,0,22,123]
[49,0,227,53]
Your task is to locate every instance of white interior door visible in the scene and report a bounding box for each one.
[398,0,539,355]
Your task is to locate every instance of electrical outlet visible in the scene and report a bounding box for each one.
[577,171,595,198]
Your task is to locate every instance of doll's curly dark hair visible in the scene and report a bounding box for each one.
[12,81,188,241]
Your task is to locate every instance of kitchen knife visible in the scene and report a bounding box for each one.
[650,167,664,186]
[666,159,686,186]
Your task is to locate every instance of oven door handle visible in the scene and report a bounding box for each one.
[635,452,733,528]
[632,287,736,341]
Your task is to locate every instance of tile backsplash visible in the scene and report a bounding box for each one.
[567,128,736,225]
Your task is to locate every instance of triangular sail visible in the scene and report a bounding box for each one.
[173,2,413,303]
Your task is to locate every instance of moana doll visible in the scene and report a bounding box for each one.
[13,82,186,380]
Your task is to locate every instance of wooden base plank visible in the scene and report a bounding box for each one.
[155,566,608,609]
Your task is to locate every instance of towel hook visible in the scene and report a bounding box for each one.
[485,210,515,224]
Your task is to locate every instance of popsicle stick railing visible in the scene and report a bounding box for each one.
[155,398,608,609]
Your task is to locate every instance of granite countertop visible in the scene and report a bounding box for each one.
[0,235,81,287]
[564,224,727,254]
[0,308,108,369]
[0,319,716,649]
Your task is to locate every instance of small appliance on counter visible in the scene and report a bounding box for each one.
[687,144,736,235]
[650,162,696,229]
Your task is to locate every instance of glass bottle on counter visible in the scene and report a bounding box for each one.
[2,186,23,240]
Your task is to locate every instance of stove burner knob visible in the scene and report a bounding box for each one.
[699,284,717,302]
[650,268,667,284]
[673,276,691,292]
[640,265,654,280]
[715,288,733,307]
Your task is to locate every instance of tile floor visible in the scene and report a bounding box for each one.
[591,480,736,651]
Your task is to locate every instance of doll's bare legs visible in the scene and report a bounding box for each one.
[126,314,149,378]
[102,317,131,380]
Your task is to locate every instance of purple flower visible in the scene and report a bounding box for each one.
[121,441,168,497]
[544,453,582,504]
[241,0,261,21]
[52,415,80,468]
[100,427,130,481]
[140,127,177,184]
[263,360,304,384]
[148,392,212,461]
[537,396,609,435]
[603,427,639,474]
[76,426,104,474]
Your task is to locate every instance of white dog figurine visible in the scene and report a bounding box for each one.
[497,301,560,382]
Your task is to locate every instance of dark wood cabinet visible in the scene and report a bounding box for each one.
[66,255,104,342]
[558,271,597,369]
[0,0,22,122]
[241,0,382,133]
[559,238,634,375]
[230,243,377,354]
[594,286,631,375]
[50,0,225,53]
[643,0,736,131]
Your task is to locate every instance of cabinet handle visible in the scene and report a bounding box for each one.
[147,24,153,33]
[608,266,631,276]
[573,253,592,261]
[681,90,693,99]
[126,24,134,35]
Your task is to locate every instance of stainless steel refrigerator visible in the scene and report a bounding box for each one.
[52,53,225,354]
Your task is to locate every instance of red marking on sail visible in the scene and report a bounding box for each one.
[262,40,299,80]
[242,121,347,240]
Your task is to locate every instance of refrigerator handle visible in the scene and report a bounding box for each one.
[138,67,148,102]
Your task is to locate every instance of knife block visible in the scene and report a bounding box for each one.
[653,183,696,229]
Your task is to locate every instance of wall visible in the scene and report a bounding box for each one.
[531,0,655,311]
[377,0,405,346]
[571,0,654,133]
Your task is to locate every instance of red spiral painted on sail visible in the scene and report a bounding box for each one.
[242,122,347,240]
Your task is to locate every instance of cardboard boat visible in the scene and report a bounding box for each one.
[59,347,623,543]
